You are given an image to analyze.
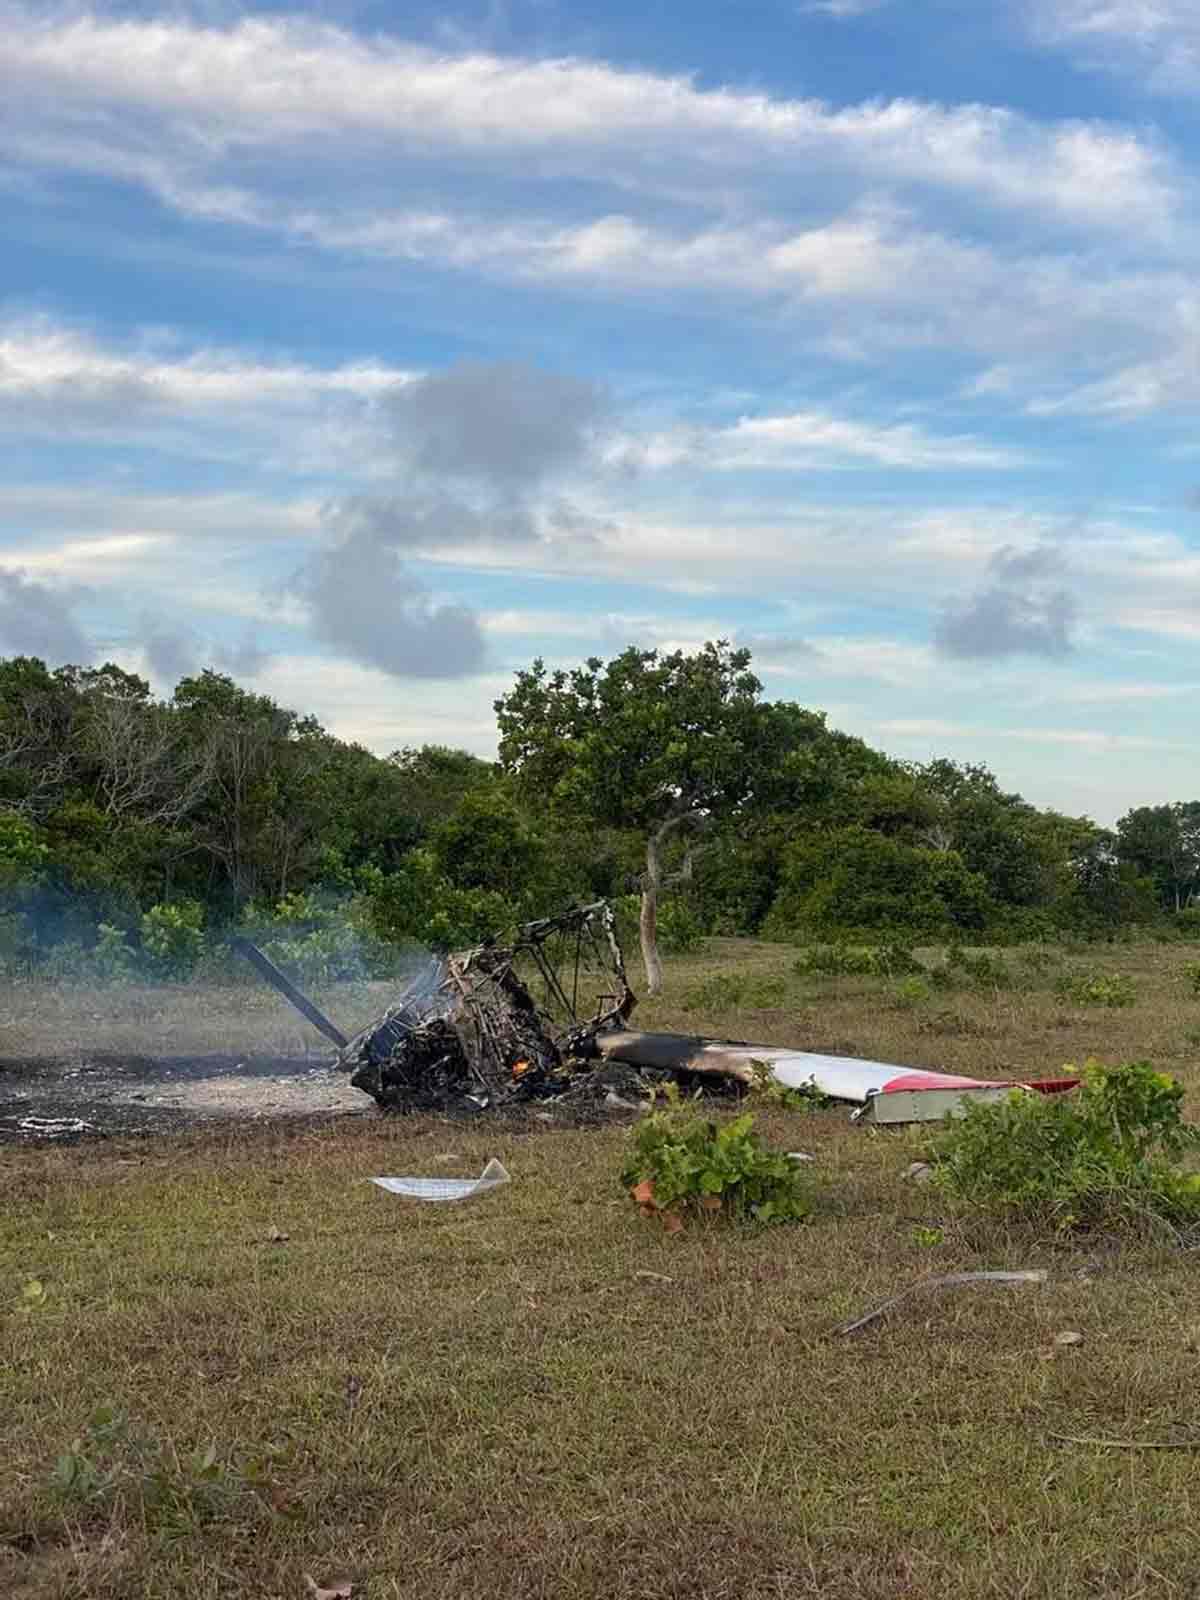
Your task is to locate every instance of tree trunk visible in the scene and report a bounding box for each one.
[641,807,709,997]
[640,878,663,997]
[641,821,665,995]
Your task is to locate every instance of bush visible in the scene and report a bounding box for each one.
[1184,962,1200,997]
[894,975,932,1008]
[1056,971,1137,1008]
[621,1092,811,1230]
[793,941,922,978]
[93,922,136,984]
[140,901,205,980]
[682,972,788,1012]
[929,1060,1200,1231]
[241,891,399,984]
[613,893,706,957]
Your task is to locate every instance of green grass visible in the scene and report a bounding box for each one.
[7,936,1200,1597]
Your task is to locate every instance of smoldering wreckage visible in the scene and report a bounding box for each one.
[236,901,1079,1127]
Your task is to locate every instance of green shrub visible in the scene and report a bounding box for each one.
[793,941,922,978]
[748,1058,831,1109]
[621,1091,811,1228]
[93,922,136,984]
[943,944,1014,989]
[654,896,706,954]
[250,889,408,980]
[929,1060,1200,1231]
[894,974,932,1008]
[140,901,205,980]
[1184,962,1200,997]
[1056,971,1137,1008]
[1018,944,1064,974]
[683,972,788,1011]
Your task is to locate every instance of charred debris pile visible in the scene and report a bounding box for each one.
[238,902,728,1117]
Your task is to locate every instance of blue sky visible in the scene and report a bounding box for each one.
[2,0,1200,823]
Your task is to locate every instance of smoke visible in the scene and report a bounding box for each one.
[935,544,1077,660]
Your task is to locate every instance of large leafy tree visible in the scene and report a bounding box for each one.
[1117,803,1200,913]
[495,641,779,993]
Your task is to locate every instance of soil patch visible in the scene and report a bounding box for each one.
[0,1051,367,1143]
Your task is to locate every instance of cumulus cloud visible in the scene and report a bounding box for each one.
[140,616,200,685]
[0,568,91,665]
[298,527,485,679]
[934,544,1078,660]
[134,613,274,689]
[297,360,605,677]
[383,361,605,489]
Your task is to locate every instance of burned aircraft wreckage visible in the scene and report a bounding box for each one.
[236,900,1083,1123]
[238,902,649,1115]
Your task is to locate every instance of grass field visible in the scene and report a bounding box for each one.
[6,936,1200,1599]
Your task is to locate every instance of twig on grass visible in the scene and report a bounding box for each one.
[834,1270,1049,1336]
[1048,1431,1200,1451]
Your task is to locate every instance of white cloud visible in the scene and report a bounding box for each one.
[0,7,1176,232]
[608,409,1033,472]
[0,316,414,468]
[0,317,406,407]
[250,655,507,754]
[1030,0,1200,90]
[802,0,888,16]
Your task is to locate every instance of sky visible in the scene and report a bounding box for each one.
[2,0,1200,824]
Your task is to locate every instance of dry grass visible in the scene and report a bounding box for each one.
[5,935,1200,1599]
[0,978,400,1061]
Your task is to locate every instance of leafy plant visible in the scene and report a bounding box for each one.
[792,941,922,978]
[683,972,788,1011]
[92,922,137,984]
[50,1404,266,1539]
[140,901,205,980]
[1184,962,1200,996]
[748,1058,831,1109]
[942,944,1014,990]
[621,1089,811,1229]
[911,1225,944,1248]
[894,975,932,1009]
[1056,971,1137,1008]
[929,1059,1200,1232]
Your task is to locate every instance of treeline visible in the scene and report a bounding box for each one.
[0,647,1193,986]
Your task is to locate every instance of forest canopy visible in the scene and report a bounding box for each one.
[0,645,1187,986]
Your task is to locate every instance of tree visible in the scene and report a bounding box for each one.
[1117,803,1200,913]
[496,642,775,993]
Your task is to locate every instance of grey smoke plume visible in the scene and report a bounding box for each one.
[935,544,1077,660]
[0,568,91,664]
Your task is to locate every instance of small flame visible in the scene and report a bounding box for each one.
[511,1059,531,1078]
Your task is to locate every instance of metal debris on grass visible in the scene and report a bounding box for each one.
[235,898,1081,1124]
[370,1157,511,1202]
